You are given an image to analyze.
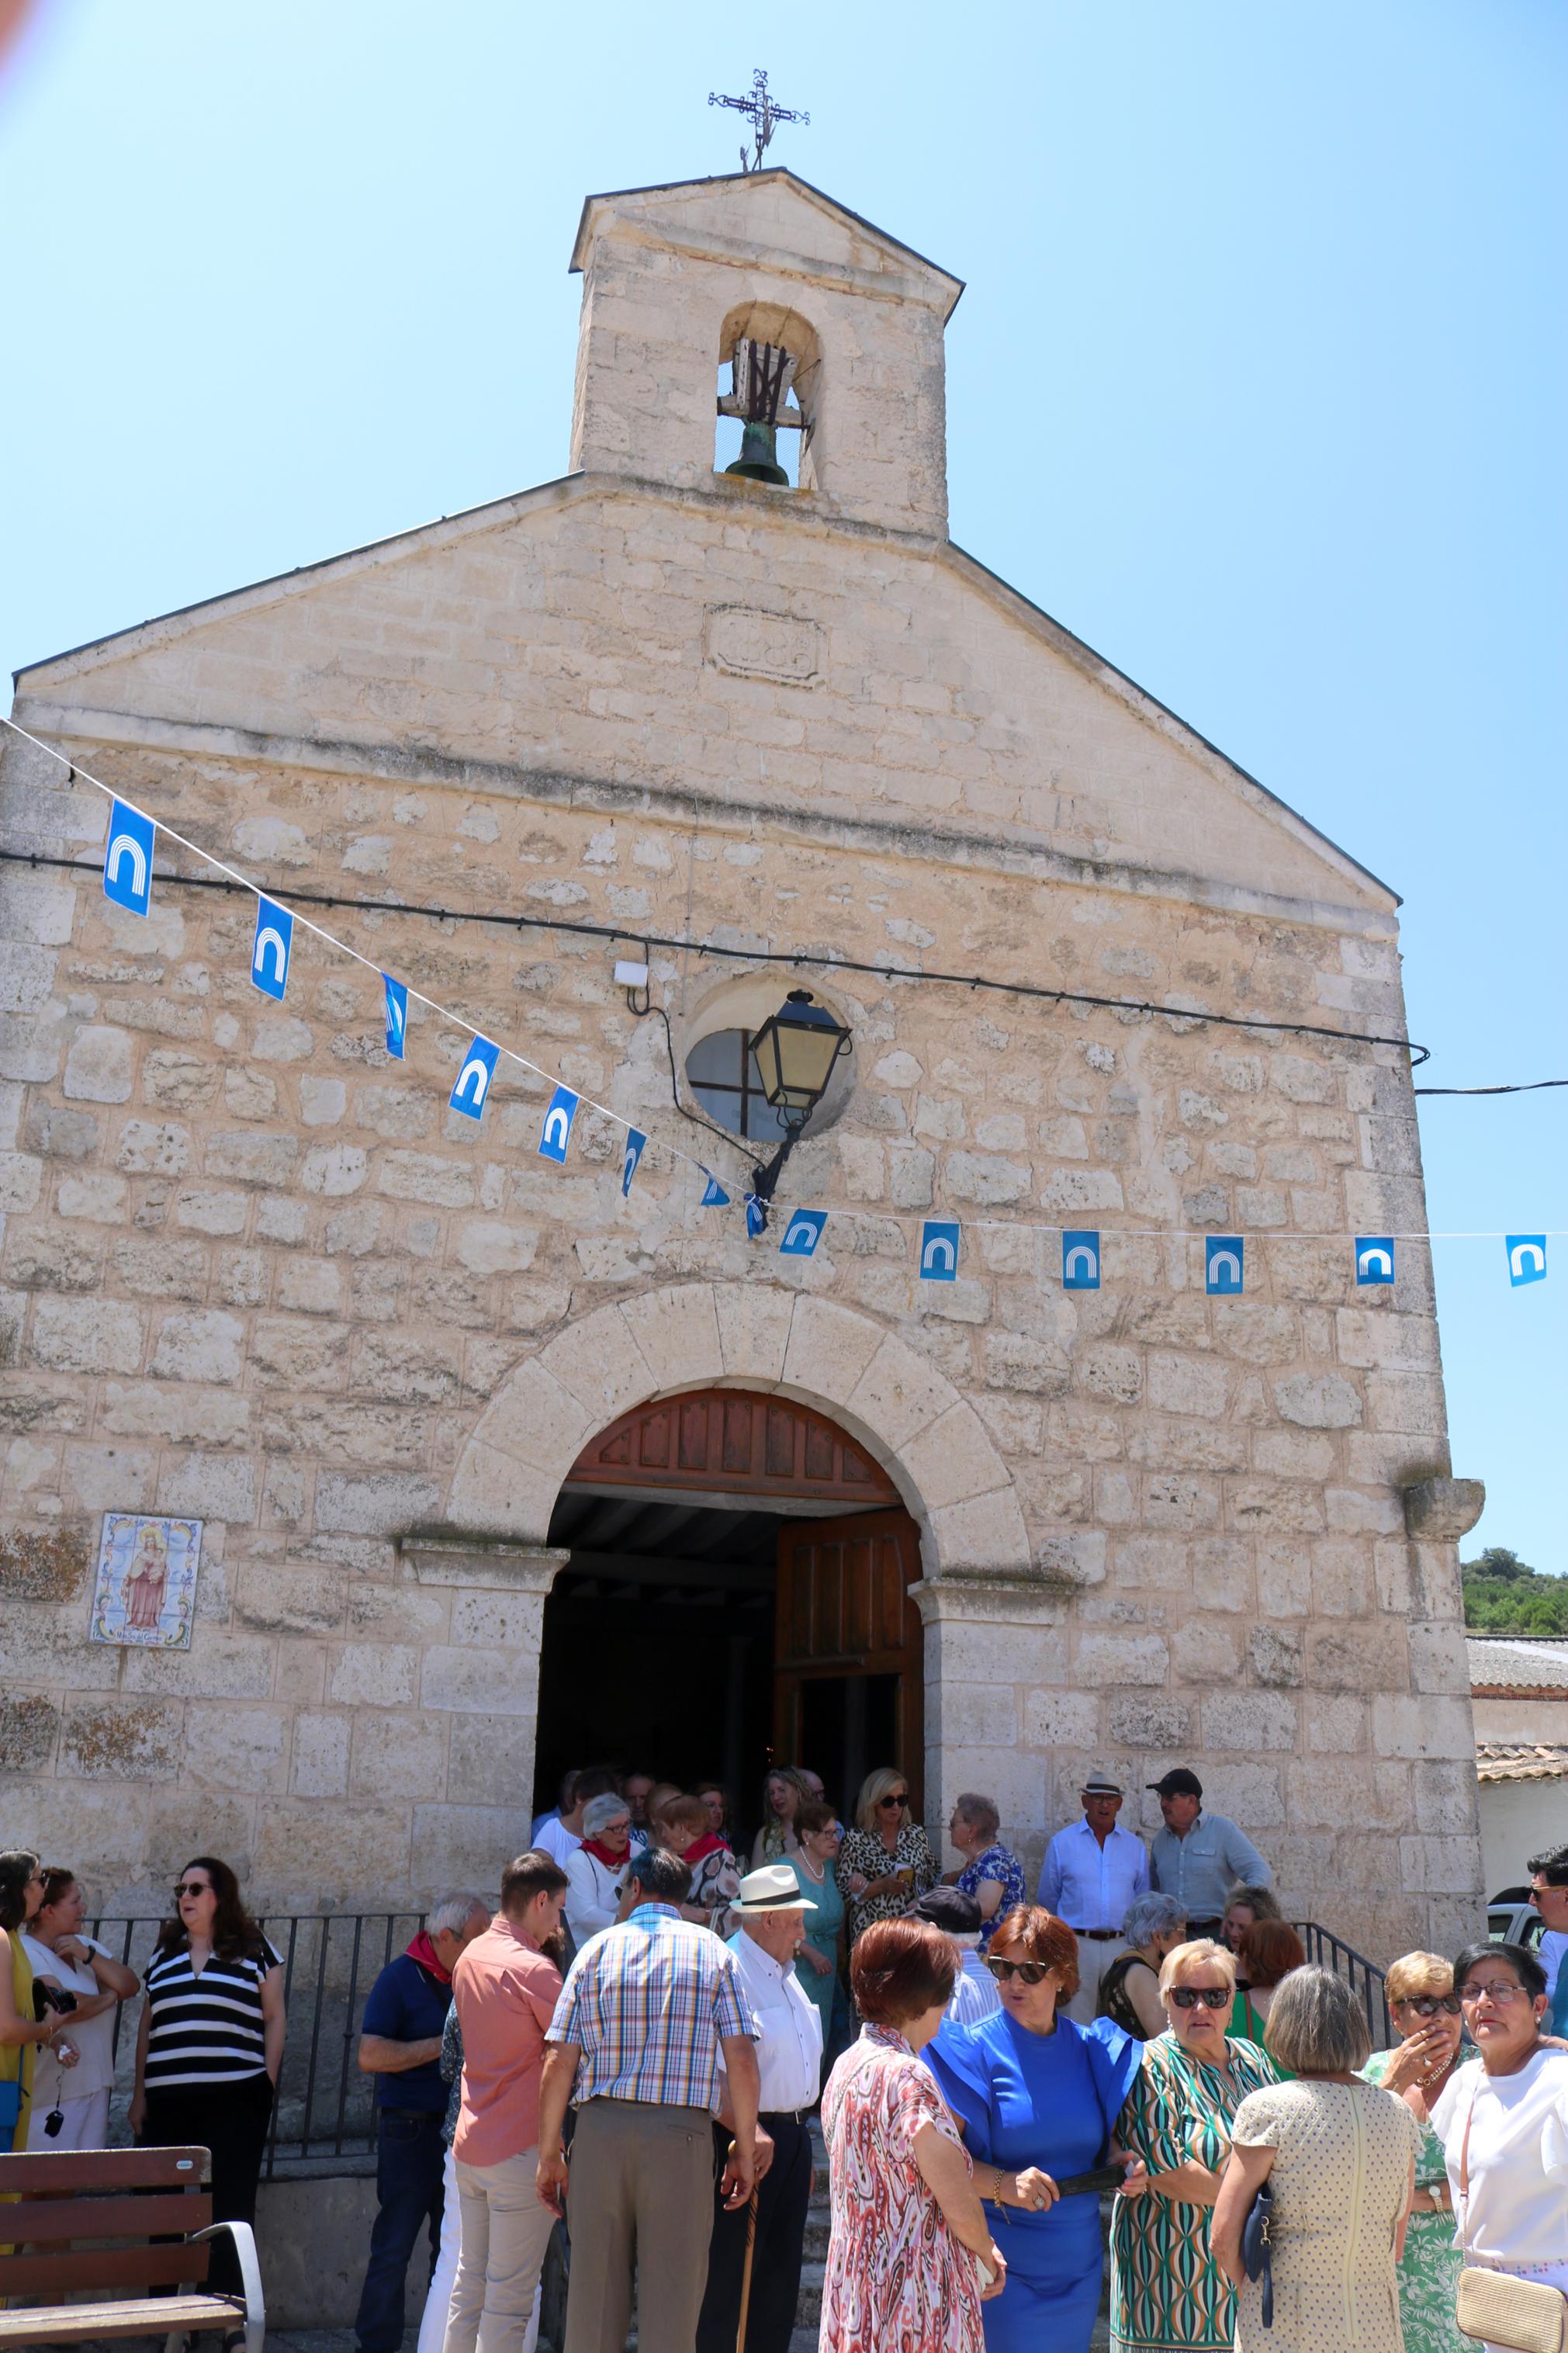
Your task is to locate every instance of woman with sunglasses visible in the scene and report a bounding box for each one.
[1356,1953,1470,2352]
[131,1857,285,2338]
[1427,1941,1568,2330]
[1109,1936,1278,2353]
[836,1769,938,1948]
[926,1905,1141,2353]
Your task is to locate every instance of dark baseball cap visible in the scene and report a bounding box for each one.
[1147,1768,1203,1800]
[909,1886,983,1935]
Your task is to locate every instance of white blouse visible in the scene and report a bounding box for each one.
[563,1847,624,1944]
[20,1934,118,2102]
[1431,2048,1568,2268]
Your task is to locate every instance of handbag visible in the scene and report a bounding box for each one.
[1454,2087,1566,2353]
[1241,2177,1274,2328]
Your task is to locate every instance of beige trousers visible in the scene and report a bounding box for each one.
[443,2147,556,2353]
[1064,1935,1127,2024]
[562,2098,715,2353]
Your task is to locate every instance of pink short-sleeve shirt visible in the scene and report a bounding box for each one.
[452,1914,562,2167]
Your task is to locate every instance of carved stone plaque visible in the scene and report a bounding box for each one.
[704,605,823,687]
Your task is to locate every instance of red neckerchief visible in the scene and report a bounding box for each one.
[581,1838,626,1869]
[681,1832,725,1866]
[406,1929,450,1984]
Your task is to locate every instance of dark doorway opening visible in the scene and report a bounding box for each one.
[533,1388,927,1842]
[799,1673,899,1825]
[535,1492,782,1817]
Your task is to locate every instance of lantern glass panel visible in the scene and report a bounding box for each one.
[772,1019,842,1104]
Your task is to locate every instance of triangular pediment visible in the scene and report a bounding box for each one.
[569,168,964,319]
[12,473,1394,918]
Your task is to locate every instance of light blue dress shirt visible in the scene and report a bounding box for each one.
[1148,1810,1270,1920]
[1037,1818,1150,1932]
[946,1946,1002,2027]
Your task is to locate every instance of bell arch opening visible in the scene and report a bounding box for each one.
[535,1385,926,1832]
[714,300,819,487]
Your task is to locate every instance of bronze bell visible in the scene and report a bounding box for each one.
[725,420,789,486]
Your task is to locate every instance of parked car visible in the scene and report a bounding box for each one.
[1488,1887,1546,1950]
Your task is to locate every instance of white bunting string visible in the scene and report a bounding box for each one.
[2,714,731,1209]
[1,711,1556,1295]
[768,1207,1556,1294]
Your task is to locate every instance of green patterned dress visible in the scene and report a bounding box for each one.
[1359,2048,1466,2353]
[1110,2030,1279,2353]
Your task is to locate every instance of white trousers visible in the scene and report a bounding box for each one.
[417,2154,463,2353]
[418,2145,545,2353]
[1064,1936,1127,2025]
[25,2086,112,2150]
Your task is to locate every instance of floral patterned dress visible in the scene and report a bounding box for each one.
[955,1844,1027,1952]
[837,1824,939,1946]
[1110,2030,1279,2352]
[1360,2048,1467,2353]
[819,2023,986,2353]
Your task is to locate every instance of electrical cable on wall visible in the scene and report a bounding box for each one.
[0,716,1559,1293]
[5,840,1560,1103]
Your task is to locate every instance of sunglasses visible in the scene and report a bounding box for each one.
[1393,1995,1462,2018]
[877,1794,909,1811]
[985,1955,1050,1986]
[1168,1985,1231,2011]
[174,1881,212,1899]
[1530,1887,1567,1905]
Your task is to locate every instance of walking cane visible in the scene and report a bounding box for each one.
[734,2186,759,2353]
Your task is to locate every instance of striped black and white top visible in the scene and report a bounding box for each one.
[143,1940,279,2091]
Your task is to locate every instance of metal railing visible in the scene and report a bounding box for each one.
[88,1910,426,2178]
[1296,1919,1391,2049]
[78,1910,1390,2178]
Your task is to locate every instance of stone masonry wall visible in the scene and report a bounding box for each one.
[0,712,1480,1950]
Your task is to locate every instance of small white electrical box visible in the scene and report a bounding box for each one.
[614,958,650,989]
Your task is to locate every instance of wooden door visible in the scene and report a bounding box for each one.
[773,1508,925,1818]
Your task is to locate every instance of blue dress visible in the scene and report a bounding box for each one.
[926,2006,1140,2353]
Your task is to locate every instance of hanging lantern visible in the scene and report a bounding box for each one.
[749,989,852,1125]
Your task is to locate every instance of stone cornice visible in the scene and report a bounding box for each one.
[400,1537,569,1594]
[910,1576,1071,1627]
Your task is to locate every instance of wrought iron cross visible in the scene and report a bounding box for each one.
[708,68,810,173]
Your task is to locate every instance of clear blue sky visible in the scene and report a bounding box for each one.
[3,1,1563,1568]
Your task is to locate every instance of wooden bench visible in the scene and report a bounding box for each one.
[0,2144,264,2351]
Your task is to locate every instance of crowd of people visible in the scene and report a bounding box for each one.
[0,1804,1564,2353]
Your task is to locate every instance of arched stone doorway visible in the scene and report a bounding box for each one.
[413,1281,1042,1861]
[536,1386,927,1823]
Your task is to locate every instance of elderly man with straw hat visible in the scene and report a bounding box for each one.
[1038,1769,1151,2025]
[695,1864,823,2353]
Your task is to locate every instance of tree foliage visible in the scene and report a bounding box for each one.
[1462,1547,1568,1634]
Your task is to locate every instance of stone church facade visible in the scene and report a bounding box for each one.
[0,170,1483,1956]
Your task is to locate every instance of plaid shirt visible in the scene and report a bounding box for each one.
[547,1903,755,2111]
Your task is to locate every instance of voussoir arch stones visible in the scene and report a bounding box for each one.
[444,1280,1029,1579]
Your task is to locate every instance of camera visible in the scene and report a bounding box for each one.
[32,1981,78,2020]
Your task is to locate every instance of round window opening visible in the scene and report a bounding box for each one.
[684,1029,797,1142]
